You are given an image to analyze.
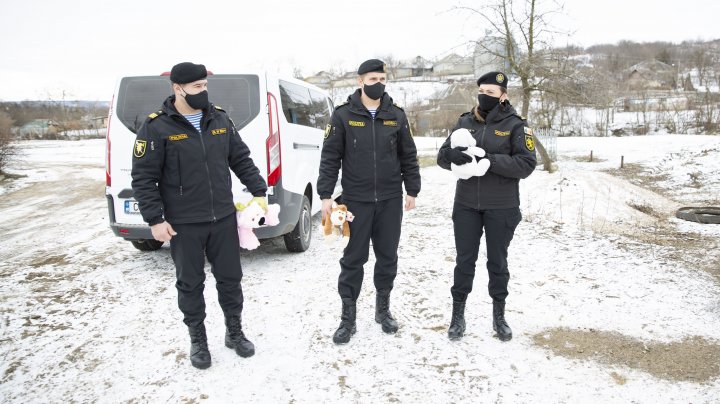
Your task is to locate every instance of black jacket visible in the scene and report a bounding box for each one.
[317,89,420,202]
[131,96,267,225]
[437,103,536,210]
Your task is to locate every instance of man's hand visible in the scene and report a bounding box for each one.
[151,221,177,242]
[446,147,472,165]
[404,195,416,211]
[251,196,268,212]
[321,198,334,222]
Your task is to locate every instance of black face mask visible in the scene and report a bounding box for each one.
[182,88,209,110]
[363,82,385,100]
[478,93,500,114]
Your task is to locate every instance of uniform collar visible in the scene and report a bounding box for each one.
[347,89,395,118]
[162,95,215,119]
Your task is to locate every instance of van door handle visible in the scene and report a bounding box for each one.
[293,143,320,150]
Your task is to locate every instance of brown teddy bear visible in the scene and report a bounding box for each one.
[322,202,354,246]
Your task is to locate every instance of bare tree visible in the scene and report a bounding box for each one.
[381,54,402,80]
[454,0,569,171]
[691,45,711,87]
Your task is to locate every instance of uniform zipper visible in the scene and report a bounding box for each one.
[477,125,486,210]
[195,115,216,222]
[372,114,377,202]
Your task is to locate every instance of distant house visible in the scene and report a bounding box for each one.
[304,71,334,89]
[626,60,676,90]
[433,54,474,76]
[411,56,434,77]
[16,119,59,137]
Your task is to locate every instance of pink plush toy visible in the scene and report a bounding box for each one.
[235,201,281,250]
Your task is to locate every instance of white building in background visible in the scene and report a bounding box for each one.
[473,30,511,76]
[433,53,474,76]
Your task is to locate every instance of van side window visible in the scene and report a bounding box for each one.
[279,80,331,130]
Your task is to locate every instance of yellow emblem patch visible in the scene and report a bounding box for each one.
[525,135,535,151]
[168,134,189,141]
[494,130,510,137]
[211,128,227,136]
[134,140,147,158]
[324,124,331,139]
[496,73,505,83]
[383,120,398,127]
[348,120,365,127]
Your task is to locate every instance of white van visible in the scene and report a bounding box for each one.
[105,71,340,252]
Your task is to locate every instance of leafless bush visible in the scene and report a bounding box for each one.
[0,110,17,173]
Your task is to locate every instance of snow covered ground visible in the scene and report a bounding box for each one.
[1,135,719,403]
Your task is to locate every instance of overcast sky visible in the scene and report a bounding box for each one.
[0,0,718,101]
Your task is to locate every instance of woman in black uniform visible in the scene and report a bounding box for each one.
[437,71,536,341]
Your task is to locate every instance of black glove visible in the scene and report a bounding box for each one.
[446,146,472,165]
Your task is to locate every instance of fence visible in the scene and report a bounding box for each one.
[534,128,557,163]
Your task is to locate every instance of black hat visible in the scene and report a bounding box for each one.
[170,62,207,84]
[357,59,386,75]
[477,71,508,88]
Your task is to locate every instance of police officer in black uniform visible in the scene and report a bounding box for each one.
[318,59,421,344]
[437,71,536,342]
[131,62,267,369]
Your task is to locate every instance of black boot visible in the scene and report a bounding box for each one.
[188,323,211,369]
[333,298,357,344]
[448,300,466,341]
[225,314,255,358]
[493,301,512,341]
[375,289,399,334]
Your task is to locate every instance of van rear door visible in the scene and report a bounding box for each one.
[108,74,264,229]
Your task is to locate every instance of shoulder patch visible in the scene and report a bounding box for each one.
[133,140,147,158]
[524,129,535,151]
[214,105,225,111]
[148,110,164,120]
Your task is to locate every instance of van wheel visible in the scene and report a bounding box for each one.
[130,239,164,251]
[284,195,312,252]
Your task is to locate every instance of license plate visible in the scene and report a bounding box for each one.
[124,199,140,214]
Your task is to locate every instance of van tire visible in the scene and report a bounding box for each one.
[284,195,312,252]
[130,239,164,251]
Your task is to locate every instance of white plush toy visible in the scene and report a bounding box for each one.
[449,128,491,180]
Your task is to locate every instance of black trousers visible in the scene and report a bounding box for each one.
[338,197,403,301]
[170,213,244,327]
[451,203,522,303]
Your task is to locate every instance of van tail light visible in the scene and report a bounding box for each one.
[105,95,114,187]
[266,93,281,186]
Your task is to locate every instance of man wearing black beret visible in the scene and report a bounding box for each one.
[132,62,267,368]
[318,58,421,344]
[437,70,536,343]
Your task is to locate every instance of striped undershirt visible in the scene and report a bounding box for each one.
[367,109,377,119]
[184,112,203,133]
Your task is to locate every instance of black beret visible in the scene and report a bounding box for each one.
[170,62,207,84]
[357,59,386,75]
[477,71,508,88]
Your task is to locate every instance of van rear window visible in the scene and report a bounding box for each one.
[116,75,260,134]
